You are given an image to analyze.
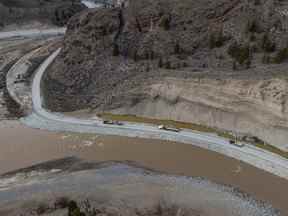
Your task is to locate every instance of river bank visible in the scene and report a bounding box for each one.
[1,120,288,214]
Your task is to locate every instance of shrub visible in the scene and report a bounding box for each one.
[249,33,256,42]
[165,60,171,69]
[246,20,261,33]
[71,208,86,216]
[228,42,251,65]
[68,200,79,216]
[35,203,50,215]
[209,31,226,49]
[174,43,181,54]
[262,33,276,53]
[54,197,70,209]
[112,44,120,56]
[232,61,237,70]
[273,48,288,63]
[159,14,171,30]
[133,51,138,62]
[158,58,163,68]
[254,0,261,6]
[262,53,271,64]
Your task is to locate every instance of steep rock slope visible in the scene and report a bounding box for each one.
[44,0,288,148]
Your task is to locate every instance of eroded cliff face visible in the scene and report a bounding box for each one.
[105,77,288,150]
[44,0,288,148]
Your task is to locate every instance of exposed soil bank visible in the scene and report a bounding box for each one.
[1,120,288,214]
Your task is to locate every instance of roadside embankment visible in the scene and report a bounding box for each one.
[0,36,63,119]
[21,48,288,181]
[100,77,288,151]
[6,38,62,111]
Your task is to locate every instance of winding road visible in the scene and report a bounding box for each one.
[2,28,288,180]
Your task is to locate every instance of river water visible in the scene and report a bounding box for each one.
[0,120,288,214]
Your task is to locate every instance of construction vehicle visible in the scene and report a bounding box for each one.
[229,138,245,147]
[158,125,181,132]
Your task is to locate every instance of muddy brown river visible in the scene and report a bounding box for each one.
[1,120,288,214]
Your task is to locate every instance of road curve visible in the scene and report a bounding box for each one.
[2,29,288,180]
[19,46,288,180]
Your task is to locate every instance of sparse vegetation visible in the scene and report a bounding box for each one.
[35,203,50,215]
[261,33,276,53]
[262,53,271,64]
[254,142,288,159]
[174,43,181,54]
[249,33,256,42]
[165,60,171,69]
[112,44,120,56]
[68,200,85,216]
[273,48,288,64]
[246,20,261,33]
[54,196,70,209]
[158,58,163,68]
[159,14,171,30]
[228,42,251,67]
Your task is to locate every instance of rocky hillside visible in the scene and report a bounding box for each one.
[44,0,288,149]
[0,0,86,28]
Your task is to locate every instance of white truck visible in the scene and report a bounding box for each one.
[229,139,245,147]
[158,125,181,132]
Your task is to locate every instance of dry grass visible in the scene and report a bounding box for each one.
[254,142,288,159]
[98,113,288,159]
[98,113,234,138]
